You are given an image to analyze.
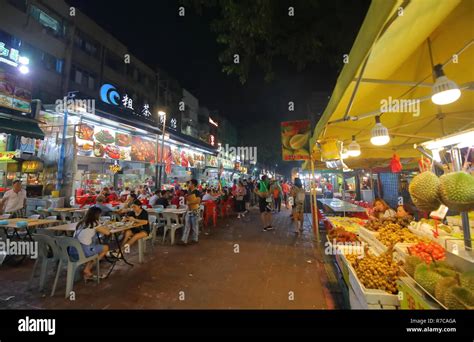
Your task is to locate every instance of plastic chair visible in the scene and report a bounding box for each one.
[152,205,164,210]
[198,205,204,228]
[72,211,85,223]
[29,234,60,292]
[137,216,161,263]
[168,205,177,209]
[203,201,217,227]
[28,214,41,220]
[162,212,184,245]
[51,236,100,298]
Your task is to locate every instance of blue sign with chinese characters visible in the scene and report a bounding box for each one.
[98,83,154,123]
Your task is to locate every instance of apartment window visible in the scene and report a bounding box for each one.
[29,5,64,36]
[105,50,123,73]
[87,74,95,90]
[74,30,99,58]
[74,68,82,84]
[56,59,64,74]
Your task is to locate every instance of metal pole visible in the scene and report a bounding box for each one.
[157,116,166,190]
[57,101,69,192]
[451,147,472,252]
[310,158,320,243]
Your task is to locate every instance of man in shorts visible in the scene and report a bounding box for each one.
[254,175,273,231]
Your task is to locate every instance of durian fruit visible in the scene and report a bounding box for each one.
[409,171,441,211]
[435,277,458,305]
[414,264,444,296]
[460,271,474,292]
[444,286,474,310]
[432,266,458,278]
[439,171,474,212]
[404,256,423,277]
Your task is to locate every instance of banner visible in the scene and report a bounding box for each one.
[281,120,311,161]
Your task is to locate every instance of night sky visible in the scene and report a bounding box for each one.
[66,0,369,174]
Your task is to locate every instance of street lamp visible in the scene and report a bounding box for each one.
[157,110,167,190]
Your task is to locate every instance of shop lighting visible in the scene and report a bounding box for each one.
[421,129,474,150]
[347,135,361,157]
[18,56,29,65]
[370,116,390,146]
[18,65,29,74]
[431,64,461,105]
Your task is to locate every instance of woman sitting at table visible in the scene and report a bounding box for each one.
[367,198,396,221]
[121,200,150,250]
[117,193,137,214]
[71,206,110,280]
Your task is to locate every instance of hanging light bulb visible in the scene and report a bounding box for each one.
[431,64,461,105]
[370,116,390,146]
[347,135,361,157]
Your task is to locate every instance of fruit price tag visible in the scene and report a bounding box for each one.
[451,243,459,255]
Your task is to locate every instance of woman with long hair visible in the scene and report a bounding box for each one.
[290,178,305,235]
[72,206,110,280]
[368,198,396,220]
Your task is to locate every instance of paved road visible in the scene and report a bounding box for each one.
[0,206,342,309]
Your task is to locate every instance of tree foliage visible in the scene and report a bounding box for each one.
[182,0,368,84]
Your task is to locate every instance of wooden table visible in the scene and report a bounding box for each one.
[0,219,61,239]
[49,208,88,222]
[44,222,78,234]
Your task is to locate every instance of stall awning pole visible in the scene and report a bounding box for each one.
[310,157,320,243]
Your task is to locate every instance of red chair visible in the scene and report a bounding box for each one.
[203,201,218,227]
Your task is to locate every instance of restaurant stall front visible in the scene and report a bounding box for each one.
[308,0,473,310]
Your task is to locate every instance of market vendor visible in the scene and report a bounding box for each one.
[396,204,413,220]
[367,198,396,221]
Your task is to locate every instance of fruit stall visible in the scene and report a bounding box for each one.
[309,0,474,310]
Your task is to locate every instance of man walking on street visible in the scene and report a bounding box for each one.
[254,175,273,231]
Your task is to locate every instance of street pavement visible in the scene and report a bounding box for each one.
[0,206,343,309]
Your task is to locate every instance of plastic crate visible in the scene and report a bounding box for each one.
[340,253,400,308]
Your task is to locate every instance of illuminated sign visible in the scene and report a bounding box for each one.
[0,150,20,162]
[0,42,29,73]
[99,83,152,121]
[209,117,218,127]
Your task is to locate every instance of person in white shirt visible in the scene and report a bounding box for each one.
[202,189,216,202]
[119,187,131,197]
[71,206,110,280]
[0,180,27,218]
[149,190,160,206]
[137,189,149,200]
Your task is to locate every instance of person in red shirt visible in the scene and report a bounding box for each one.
[281,180,290,208]
[171,190,181,207]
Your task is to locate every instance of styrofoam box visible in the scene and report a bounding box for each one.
[340,253,400,308]
[358,226,379,244]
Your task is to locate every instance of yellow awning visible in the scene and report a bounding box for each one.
[311,0,474,169]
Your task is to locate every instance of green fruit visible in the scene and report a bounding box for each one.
[435,277,458,305]
[460,271,474,292]
[439,172,474,212]
[444,286,474,309]
[405,256,423,277]
[414,264,444,296]
[282,135,291,149]
[289,133,309,150]
[409,172,441,211]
